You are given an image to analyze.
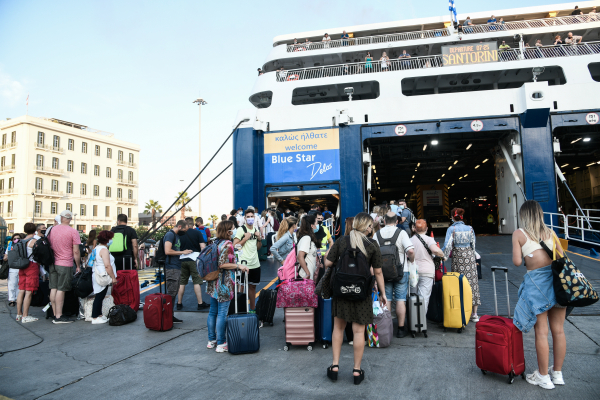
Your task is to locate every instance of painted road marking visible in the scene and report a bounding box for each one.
[566,250,600,262]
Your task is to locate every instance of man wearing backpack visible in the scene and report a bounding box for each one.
[195,217,211,244]
[164,220,193,323]
[376,212,415,338]
[233,209,262,312]
[397,200,414,236]
[110,214,139,271]
[177,219,208,311]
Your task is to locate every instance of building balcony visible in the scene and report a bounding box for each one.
[30,212,56,220]
[34,189,64,198]
[34,165,64,176]
[0,164,16,174]
[116,178,138,187]
[0,188,15,195]
[0,212,14,219]
[117,197,137,205]
[117,159,126,166]
[34,143,64,153]
[128,161,137,168]
[276,41,600,83]
[0,142,17,151]
[461,14,598,35]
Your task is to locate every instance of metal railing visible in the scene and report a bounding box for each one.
[116,178,138,186]
[0,212,14,218]
[0,164,16,172]
[286,28,451,52]
[117,197,137,204]
[462,14,599,35]
[277,41,600,82]
[128,161,137,168]
[117,159,125,166]
[0,142,17,150]
[34,165,64,174]
[34,189,64,196]
[0,189,14,195]
[30,212,57,219]
[34,143,64,153]
[545,211,600,247]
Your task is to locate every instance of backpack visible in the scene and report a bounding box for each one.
[277,241,298,281]
[32,234,55,266]
[376,229,403,282]
[197,239,223,281]
[107,304,137,326]
[8,238,34,269]
[109,226,128,253]
[197,227,208,243]
[154,230,174,264]
[331,237,373,301]
[405,208,417,233]
[273,217,280,232]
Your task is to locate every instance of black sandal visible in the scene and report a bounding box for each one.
[353,368,364,385]
[327,365,339,381]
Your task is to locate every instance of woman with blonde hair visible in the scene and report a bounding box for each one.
[325,212,386,385]
[512,200,566,389]
[270,216,298,264]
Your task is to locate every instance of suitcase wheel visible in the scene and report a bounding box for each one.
[322,344,328,349]
[284,344,289,351]
[307,345,313,351]
[411,332,416,338]
[481,370,487,375]
[443,328,447,332]
[457,328,462,334]
[508,372,515,384]
[521,373,526,380]
[423,332,428,338]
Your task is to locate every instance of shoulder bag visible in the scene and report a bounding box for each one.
[416,234,445,281]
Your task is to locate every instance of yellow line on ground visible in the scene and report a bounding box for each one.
[140,283,160,294]
[255,277,278,299]
[566,250,600,262]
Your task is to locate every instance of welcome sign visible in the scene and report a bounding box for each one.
[264,128,340,183]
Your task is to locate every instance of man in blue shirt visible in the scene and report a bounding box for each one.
[164,220,192,323]
[341,30,349,46]
[397,200,412,235]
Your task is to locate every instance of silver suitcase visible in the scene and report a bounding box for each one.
[407,289,428,338]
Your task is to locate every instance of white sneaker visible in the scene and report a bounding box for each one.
[16,314,22,322]
[207,340,217,349]
[92,317,109,324]
[216,343,228,353]
[549,366,565,385]
[526,370,555,389]
[348,341,354,346]
[470,314,480,322]
[21,316,38,323]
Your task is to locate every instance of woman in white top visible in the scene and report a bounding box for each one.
[296,214,319,279]
[91,230,118,324]
[322,33,331,48]
[380,52,390,71]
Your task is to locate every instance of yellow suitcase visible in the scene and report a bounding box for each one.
[442,272,472,332]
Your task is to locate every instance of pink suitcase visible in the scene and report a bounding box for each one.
[284,307,315,351]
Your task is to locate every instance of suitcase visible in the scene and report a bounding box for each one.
[143,263,173,331]
[476,258,482,280]
[112,257,140,311]
[227,270,260,355]
[228,263,248,316]
[476,266,526,384]
[256,288,277,326]
[408,288,427,338]
[46,289,79,319]
[283,307,315,351]
[31,279,50,307]
[315,297,333,348]
[442,272,472,332]
[426,280,443,323]
[258,239,268,261]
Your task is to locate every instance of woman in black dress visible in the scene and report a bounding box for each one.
[325,212,387,385]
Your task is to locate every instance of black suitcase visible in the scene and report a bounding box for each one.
[426,280,444,323]
[256,288,277,326]
[31,279,50,307]
[46,290,79,319]
[227,270,260,355]
[72,267,93,298]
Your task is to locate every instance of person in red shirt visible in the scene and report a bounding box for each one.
[195,217,212,244]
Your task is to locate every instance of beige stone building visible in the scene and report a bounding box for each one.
[0,115,140,234]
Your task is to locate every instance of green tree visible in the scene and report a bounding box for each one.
[144,199,163,229]
[174,191,192,221]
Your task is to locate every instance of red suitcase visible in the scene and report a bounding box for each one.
[475,266,525,384]
[283,307,315,351]
[112,257,141,311]
[143,263,173,331]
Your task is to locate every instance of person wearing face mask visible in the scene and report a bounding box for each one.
[90,231,118,324]
[233,209,263,312]
[235,207,245,227]
[164,220,193,323]
[34,224,48,278]
[315,214,334,259]
[4,233,24,307]
[296,214,319,279]
[396,200,413,236]
[270,216,299,264]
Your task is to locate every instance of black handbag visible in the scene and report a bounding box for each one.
[108,304,137,326]
[72,267,94,298]
[0,260,9,280]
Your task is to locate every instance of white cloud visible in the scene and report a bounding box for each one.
[0,69,27,106]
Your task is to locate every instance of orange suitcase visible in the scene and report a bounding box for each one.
[284,307,315,351]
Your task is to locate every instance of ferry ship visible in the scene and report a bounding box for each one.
[232,1,600,237]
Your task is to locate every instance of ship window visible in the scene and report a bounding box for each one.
[401,66,566,96]
[249,91,273,109]
[292,81,379,105]
[589,62,600,82]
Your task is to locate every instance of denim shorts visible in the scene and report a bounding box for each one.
[385,271,409,302]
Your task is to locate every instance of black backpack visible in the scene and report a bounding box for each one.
[8,238,34,269]
[108,304,137,326]
[331,237,373,301]
[154,230,174,264]
[405,208,417,233]
[32,231,55,266]
[376,229,403,282]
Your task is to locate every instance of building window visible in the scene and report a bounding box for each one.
[7,223,13,231]
[11,131,16,143]
[105,206,110,217]
[81,183,87,195]
[81,162,87,174]
[35,201,42,214]
[106,187,111,197]
[66,203,72,211]
[1,134,6,146]
[127,208,131,218]
[128,171,134,181]
[93,185,99,196]
[8,201,13,213]
[94,165,100,176]
[117,207,122,215]
[95,145,100,156]
[0,179,3,190]
[117,188,122,198]
[128,189,133,200]
[49,202,57,214]
[52,179,59,192]
[93,205,98,217]
[107,148,112,158]
[0,156,4,167]
[118,169,123,180]
[8,177,14,189]
[0,202,4,213]
[106,167,111,178]
[36,154,44,167]
[11,154,15,166]
[68,139,74,151]
[37,131,44,145]
[53,135,60,148]
[118,150,123,162]
[67,160,73,172]
[35,177,43,191]
[80,204,86,216]
[129,153,134,163]
[52,157,59,169]
[82,142,87,153]
[67,181,73,194]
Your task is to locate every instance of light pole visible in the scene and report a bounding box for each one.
[193,98,207,219]
[74,213,78,228]
[31,192,36,223]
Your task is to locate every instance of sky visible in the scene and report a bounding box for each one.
[0,0,564,221]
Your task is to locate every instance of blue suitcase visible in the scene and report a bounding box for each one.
[227,270,260,355]
[315,297,333,348]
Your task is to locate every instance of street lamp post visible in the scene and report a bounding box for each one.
[193,98,207,219]
[31,192,36,223]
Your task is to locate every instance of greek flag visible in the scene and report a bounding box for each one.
[449,0,457,23]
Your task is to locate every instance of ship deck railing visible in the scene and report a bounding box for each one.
[284,14,599,53]
[276,40,600,82]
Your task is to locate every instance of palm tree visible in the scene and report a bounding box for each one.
[144,200,162,229]
[175,191,192,220]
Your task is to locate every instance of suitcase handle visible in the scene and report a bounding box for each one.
[234,260,249,314]
[491,266,511,318]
